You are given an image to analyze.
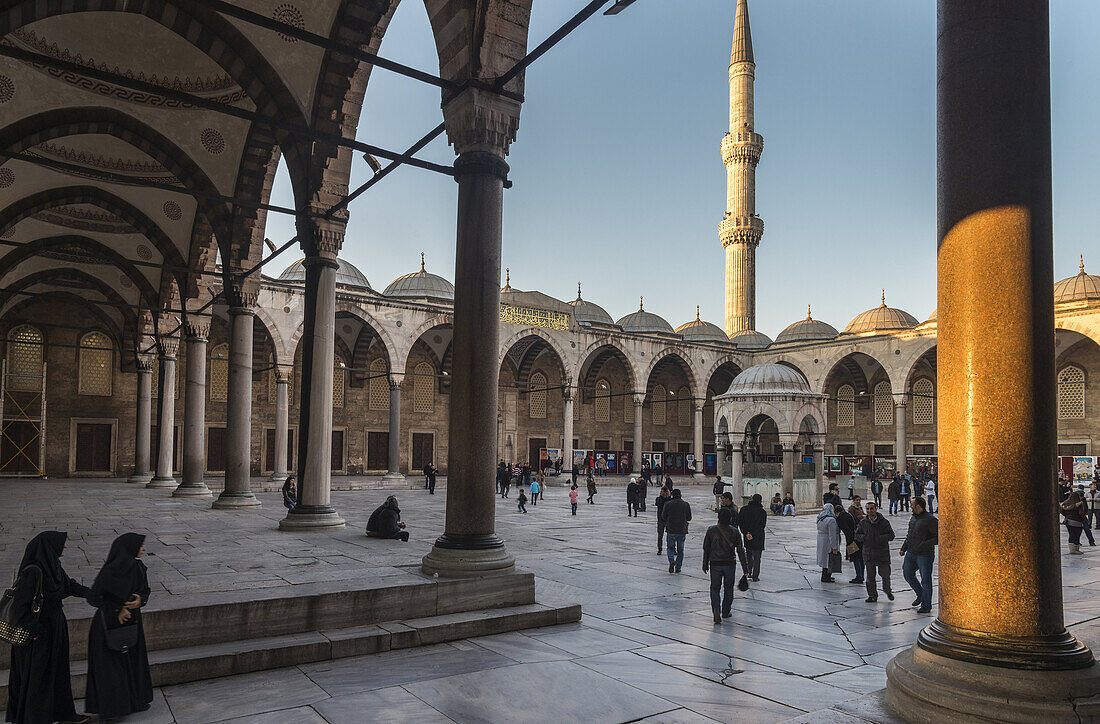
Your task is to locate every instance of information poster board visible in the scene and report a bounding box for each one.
[873,457,897,480]
[650,452,663,470]
[827,455,843,473]
[1073,456,1097,482]
[572,450,587,471]
[686,454,696,472]
[619,451,632,474]
[606,452,617,473]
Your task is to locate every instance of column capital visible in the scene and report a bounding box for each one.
[224,284,258,311]
[728,440,743,452]
[299,215,346,260]
[135,353,155,372]
[158,337,179,358]
[183,315,211,341]
[443,88,521,156]
[273,364,292,384]
[894,398,908,409]
[388,373,404,389]
[633,393,646,407]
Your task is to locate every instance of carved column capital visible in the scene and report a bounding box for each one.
[299,214,346,260]
[183,315,211,341]
[224,284,258,310]
[274,364,292,384]
[136,353,155,372]
[388,373,404,390]
[158,337,179,358]
[443,88,521,156]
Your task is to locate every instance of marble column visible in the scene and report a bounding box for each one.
[422,150,515,577]
[813,440,825,503]
[715,436,727,479]
[175,321,211,497]
[268,368,290,482]
[781,444,795,496]
[887,2,1100,719]
[729,441,743,502]
[382,374,405,482]
[692,403,704,474]
[894,400,907,476]
[213,306,260,509]
[632,394,644,462]
[128,357,153,483]
[148,342,178,488]
[562,386,574,477]
[281,255,345,529]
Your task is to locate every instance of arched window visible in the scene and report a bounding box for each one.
[333,356,346,408]
[652,384,667,425]
[413,362,434,413]
[874,381,893,426]
[78,331,112,396]
[594,379,610,422]
[209,343,228,402]
[1058,365,1086,420]
[7,325,43,392]
[678,386,691,427]
[912,378,934,425]
[368,358,389,410]
[529,372,547,419]
[625,394,635,423]
[837,384,854,427]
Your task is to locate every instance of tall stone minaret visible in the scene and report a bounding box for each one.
[721,0,764,336]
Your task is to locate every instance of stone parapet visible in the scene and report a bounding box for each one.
[719,214,764,247]
[721,131,763,166]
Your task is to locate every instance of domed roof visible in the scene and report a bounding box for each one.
[675,307,729,342]
[729,328,772,350]
[617,297,675,335]
[279,258,372,289]
[569,283,614,325]
[844,291,918,334]
[1055,256,1100,304]
[726,363,810,395]
[383,254,454,301]
[776,306,839,343]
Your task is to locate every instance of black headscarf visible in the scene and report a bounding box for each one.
[91,533,146,604]
[18,531,67,596]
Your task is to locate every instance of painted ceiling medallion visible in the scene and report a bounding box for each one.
[0,168,14,188]
[163,201,183,221]
[342,324,352,334]
[200,128,226,155]
[273,4,306,42]
[136,245,153,260]
[119,274,133,288]
[0,75,13,103]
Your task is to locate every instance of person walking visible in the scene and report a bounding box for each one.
[366,496,410,541]
[522,461,531,486]
[816,504,841,583]
[517,488,528,514]
[497,460,507,495]
[847,476,855,500]
[900,496,938,613]
[85,533,153,720]
[855,501,895,602]
[281,475,297,510]
[655,487,671,554]
[5,531,91,724]
[661,489,692,573]
[888,476,901,516]
[836,502,864,585]
[530,478,541,506]
[1061,491,1088,555]
[738,493,767,582]
[1086,482,1100,530]
[823,482,842,509]
[870,477,883,508]
[637,475,648,512]
[712,477,727,510]
[626,477,640,517]
[924,479,937,513]
[569,484,579,515]
[425,462,438,495]
[702,508,750,624]
[899,475,911,512]
[586,473,598,504]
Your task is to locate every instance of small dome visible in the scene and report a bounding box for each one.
[726,363,810,395]
[279,258,372,289]
[675,307,729,342]
[569,283,614,325]
[1055,256,1100,304]
[844,291,918,334]
[729,328,772,350]
[617,297,675,335]
[775,306,839,343]
[383,253,454,301]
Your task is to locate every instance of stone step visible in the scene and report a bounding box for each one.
[0,602,581,703]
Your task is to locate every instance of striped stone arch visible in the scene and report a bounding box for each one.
[1055,318,1100,350]
[577,338,641,395]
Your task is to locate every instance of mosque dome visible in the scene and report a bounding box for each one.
[568,283,614,325]
[775,306,839,344]
[844,291,918,334]
[726,363,810,395]
[279,258,372,289]
[675,307,729,342]
[1055,256,1100,304]
[617,297,675,335]
[383,254,454,301]
[728,328,772,350]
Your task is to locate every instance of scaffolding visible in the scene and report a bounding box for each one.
[0,357,47,478]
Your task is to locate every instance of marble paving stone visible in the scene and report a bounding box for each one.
[162,667,329,724]
[813,665,888,695]
[311,686,454,724]
[525,626,645,658]
[633,708,723,723]
[717,668,861,712]
[219,706,329,723]
[465,631,576,662]
[300,645,514,696]
[780,709,869,723]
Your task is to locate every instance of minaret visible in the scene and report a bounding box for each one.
[721,0,764,336]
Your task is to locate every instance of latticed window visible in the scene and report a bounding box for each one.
[874,381,893,426]
[333,356,346,408]
[1058,365,1085,420]
[912,378,934,425]
[652,385,667,425]
[209,344,228,403]
[368,358,389,410]
[7,325,43,392]
[594,379,610,422]
[625,395,635,423]
[413,362,434,413]
[529,372,547,419]
[78,331,112,396]
[678,386,691,427]
[837,384,854,427]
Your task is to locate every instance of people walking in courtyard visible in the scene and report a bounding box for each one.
[847,476,855,500]
[655,487,671,554]
[85,533,153,721]
[856,501,895,602]
[517,488,528,514]
[782,493,796,516]
[713,476,727,509]
[569,484,579,515]
[530,478,541,506]
[888,476,901,515]
[718,492,739,525]
[5,531,91,724]
[816,504,841,583]
[281,476,297,510]
[626,477,640,517]
[637,476,648,512]
[738,493,767,581]
[1061,491,1088,554]
[836,502,864,585]
[586,473,597,504]
[899,475,911,512]
[663,474,674,491]
[924,479,936,513]
[870,477,883,508]
[702,508,750,624]
[1086,482,1100,529]
[424,462,438,494]
[900,497,938,613]
[770,493,783,515]
[661,489,692,573]
[366,497,410,542]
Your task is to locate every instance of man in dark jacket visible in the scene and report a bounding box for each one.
[737,493,767,581]
[626,478,640,517]
[823,482,842,509]
[855,501,895,601]
[900,497,938,613]
[887,477,902,515]
[713,477,727,509]
[654,487,671,554]
[702,508,749,624]
[660,488,692,573]
[870,478,883,507]
[366,496,409,542]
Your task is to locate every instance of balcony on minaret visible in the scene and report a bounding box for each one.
[721,131,763,166]
[719,214,764,247]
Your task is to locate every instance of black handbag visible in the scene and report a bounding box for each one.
[829,551,843,573]
[101,609,140,654]
[0,566,42,647]
[737,575,750,592]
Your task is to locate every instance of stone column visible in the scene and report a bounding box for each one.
[813,440,825,503]
[127,356,153,483]
[692,403,704,474]
[781,444,795,496]
[894,400,907,476]
[632,394,644,462]
[382,373,405,482]
[269,366,290,482]
[887,2,1100,719]
[148,340,178,488]
[562,385,574,478]
[213,304,260,509]
[175,319,211,497]
[729,441,743,502]
[715,436,727,479]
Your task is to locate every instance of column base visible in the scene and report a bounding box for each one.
[128,472,152,484]
[886,643,1100,724]
[381,471,406,484]
[172,482,212,498]
[268,471,289,483]
[146,476,177,488]
[278,505,345,531]
[211,490,261,509]
[421,534,516,578]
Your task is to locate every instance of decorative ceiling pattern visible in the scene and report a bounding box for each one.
[34,205,138,234]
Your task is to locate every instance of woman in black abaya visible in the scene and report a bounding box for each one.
[6,531,90,724]
[85,533,153,719]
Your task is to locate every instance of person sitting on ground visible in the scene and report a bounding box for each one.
[770,493,783,515]
[281,476,297,510]
[366,496,409,541]
[782,493,796,516]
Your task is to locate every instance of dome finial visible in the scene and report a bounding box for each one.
[881,289,887,307]
[807,304,812,320]
[696,305,701,321]
[504,268,510,290]
[1081,254,1086,274]
[639,296,644,312]
[577,281,583,300]
[419,252,425,272]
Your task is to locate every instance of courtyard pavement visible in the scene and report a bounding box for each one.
[2,478,1099,723]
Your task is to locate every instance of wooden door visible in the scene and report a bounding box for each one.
[528,438,545,469]
[412,433,434,471]
[367,431,388,470]
[265,429,276,472]
[206,426,226,472]
[331,430,344,471]
[1,421,40,474]
[75,423,112,472]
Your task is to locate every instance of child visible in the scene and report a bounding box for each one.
[517,488,528,514]
[569,484,579,515]
[530,478,541,506]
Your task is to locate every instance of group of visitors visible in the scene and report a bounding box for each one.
[1061,481,1100,554]
[768,492,796,516]
[495,460,539,497]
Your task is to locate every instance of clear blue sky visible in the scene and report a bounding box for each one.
[263,0,1100,338]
